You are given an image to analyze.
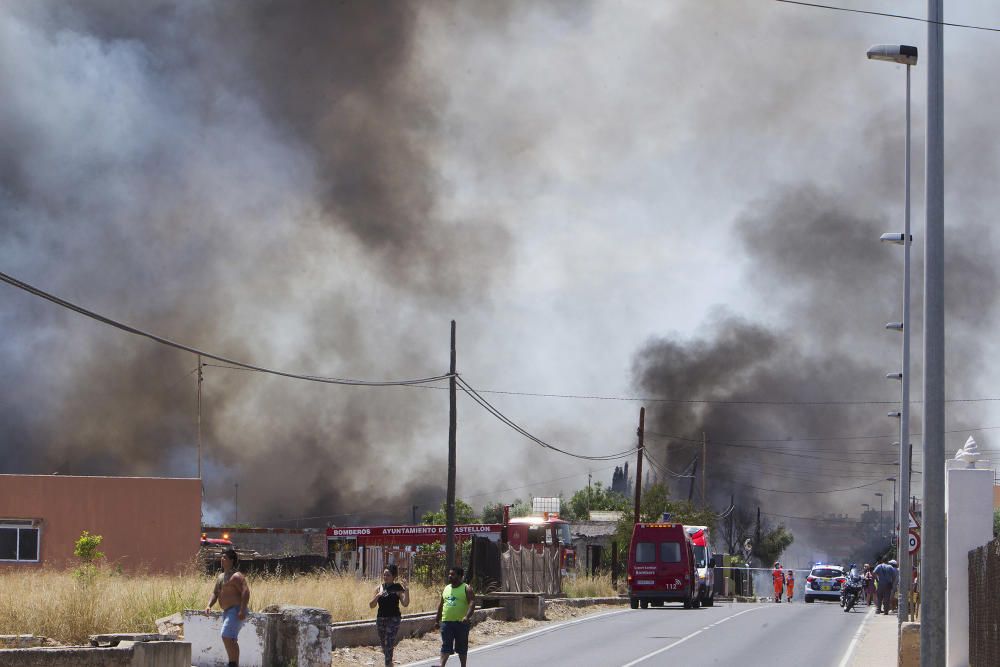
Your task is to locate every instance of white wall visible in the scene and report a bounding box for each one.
[945,464,994,667]
[182,610,271,667]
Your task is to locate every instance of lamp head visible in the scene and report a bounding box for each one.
[867,44,918,66]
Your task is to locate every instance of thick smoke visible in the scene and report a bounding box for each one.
[0,1,509,524]
[633,179,999,548]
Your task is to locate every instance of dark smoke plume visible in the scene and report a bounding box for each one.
[0,1,509,524]
[633,181,999,535]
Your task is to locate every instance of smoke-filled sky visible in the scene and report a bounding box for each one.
[2,1,1000,543]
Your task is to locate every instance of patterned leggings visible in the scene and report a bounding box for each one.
[376,616,401,665]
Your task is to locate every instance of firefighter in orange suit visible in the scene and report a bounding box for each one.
[785,568,794,602]
[772,562,784,603]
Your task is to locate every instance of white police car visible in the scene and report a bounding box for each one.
[804,564,846,603]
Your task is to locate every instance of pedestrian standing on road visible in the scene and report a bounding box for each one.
[205,548,250,667]
[771,562,784,603]
[872,558,896,615]
[785,569,795,602]
[369,564,409,667]
[888,559,899,613]
[434,566,476,666]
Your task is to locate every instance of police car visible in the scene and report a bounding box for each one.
[804,564,846,603]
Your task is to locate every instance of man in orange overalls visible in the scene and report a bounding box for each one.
[772,562,784,603]
[785,568,795,602]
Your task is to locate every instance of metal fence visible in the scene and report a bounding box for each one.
[968,536,1000,666]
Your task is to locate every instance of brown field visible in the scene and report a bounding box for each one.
[0,569,618,645]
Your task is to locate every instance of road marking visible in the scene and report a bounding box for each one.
[399,608,631,667]
[619,605,767,667]
[836,606,875,667]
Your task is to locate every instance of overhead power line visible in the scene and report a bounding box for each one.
[457,376,639,461]
[0,270,453,387]
[738,478,887,495]
[775,0,1000,33]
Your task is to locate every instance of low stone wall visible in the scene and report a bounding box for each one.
[0,641,191,667]
[546,596,626,607]
[330,608,507,649]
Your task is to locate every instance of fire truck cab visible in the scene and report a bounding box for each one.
[504,514,576,571]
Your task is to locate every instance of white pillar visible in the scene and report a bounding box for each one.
[945,462,993,667]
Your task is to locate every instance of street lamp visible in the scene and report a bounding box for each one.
[875,492,885,538]
[872,42,917,628]
[887,477,897,540]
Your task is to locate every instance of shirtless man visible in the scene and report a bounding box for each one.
[206,548,250,667]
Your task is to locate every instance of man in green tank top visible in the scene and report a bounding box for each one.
[434,566,476,666]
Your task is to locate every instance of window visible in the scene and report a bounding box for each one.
[0,520,40,562]
[660,542,681,563]
[635,542,656,563]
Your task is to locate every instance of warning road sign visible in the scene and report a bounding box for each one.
[908,530,920,555]
[909,511,920,530]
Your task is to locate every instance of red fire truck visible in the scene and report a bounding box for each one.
[325,512,576,573]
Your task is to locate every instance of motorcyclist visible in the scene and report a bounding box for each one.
[841,564,863,609]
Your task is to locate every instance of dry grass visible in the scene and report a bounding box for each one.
[0,569,439,645]
[562,573,620,599]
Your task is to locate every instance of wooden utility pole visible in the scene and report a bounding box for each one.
[196,355,203,479]
[633,407,645,524]
[701,432,707,505]
[446,320,457,568]
[234,482,238,524]
[688,459,698,501]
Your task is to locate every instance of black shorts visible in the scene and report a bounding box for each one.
[440,621,469,656]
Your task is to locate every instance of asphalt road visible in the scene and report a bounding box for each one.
[406,598,870,667]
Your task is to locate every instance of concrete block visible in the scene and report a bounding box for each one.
[499,597,523,621]
[264,606,332,667]
[900,622,920,667]
[0,641,190,667]
[89,634,175,647]
[182,610,278,667]
[154,613,182,638]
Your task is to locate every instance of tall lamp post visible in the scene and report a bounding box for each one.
[869,42,917,629]
[875,492,885,538]
[887,476,897,541]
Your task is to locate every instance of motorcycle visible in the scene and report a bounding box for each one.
[841,573,864,612]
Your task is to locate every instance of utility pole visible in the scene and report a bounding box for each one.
[688,459,698,502]
[922,1,945,663]
[633,408,645,524]
[196,355,203,480]
[701,432,707,505]
[755,506,761,557]
[446,320,457,569]
[412,505,418,525]
[234,482,238,524]
[587,472,592,517]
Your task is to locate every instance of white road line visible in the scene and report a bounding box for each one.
[836,606,875,667]
[399,608,631,667]
[619,605,768,667]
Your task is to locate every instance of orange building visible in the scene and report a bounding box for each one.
[0,474,201,573]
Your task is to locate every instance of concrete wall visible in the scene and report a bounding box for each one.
[945,465,994,667]
[201,528,326,557]
[0,475,201,573]
[184,607,331,667]
[0,641,190,667]
[183,611,274,667]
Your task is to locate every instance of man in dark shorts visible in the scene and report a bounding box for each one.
[434,566,476,666]
[206,548,250,667]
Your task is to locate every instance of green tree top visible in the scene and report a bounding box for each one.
[74,530,105,564]
[421,499,479,525]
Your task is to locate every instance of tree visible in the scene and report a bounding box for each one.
[994,509,1000,538]
[74,530,105,564]
[611,483,717,556]
[754,524,794,566]
[567,481,628,521]
[421,499,479,525]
